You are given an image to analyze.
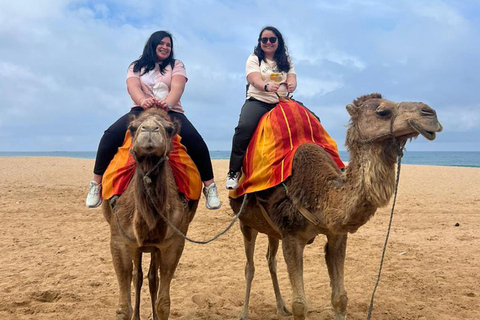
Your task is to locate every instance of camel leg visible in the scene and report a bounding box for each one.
[325,234,348,320]
[156,240,185,320]
[238,222,258,320]
[132,250,142,320]
[110,238,134,320]
[282,236,308,320]
[266,236,291,316]
[148,250,160,320]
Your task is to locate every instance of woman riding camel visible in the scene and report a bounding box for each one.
[227,26,296,190]
[86,30,221,210]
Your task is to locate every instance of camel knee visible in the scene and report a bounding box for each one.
[156,299,171,320]
[244,263,255,282]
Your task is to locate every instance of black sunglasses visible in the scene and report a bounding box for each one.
[260,37,277,44]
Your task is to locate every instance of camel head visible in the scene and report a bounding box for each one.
[128,109,178,159]
[346,93,443,149]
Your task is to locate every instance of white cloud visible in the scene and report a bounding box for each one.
[296,77,344,99]
[0,0,479,152]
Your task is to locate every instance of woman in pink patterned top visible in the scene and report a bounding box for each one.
[85,31,221,210]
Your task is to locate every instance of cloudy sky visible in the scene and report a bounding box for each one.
[1,0,479,153]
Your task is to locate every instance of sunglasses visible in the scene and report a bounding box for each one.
[260,37,277,44]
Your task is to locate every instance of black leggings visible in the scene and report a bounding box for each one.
[229,98,277,172]
[93,107,214,182]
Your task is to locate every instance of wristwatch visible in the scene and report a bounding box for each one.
[264,83,269,92]
[167,104,172,110]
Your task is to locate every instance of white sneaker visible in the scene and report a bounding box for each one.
[203,183,221,210]
[226,171,241,190]
[86,181,102,208]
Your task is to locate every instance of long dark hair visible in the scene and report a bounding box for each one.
[253,26,291,73]
[131,31,175,75]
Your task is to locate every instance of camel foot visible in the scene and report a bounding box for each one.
[276,300,292,316]
[115,308,130,320]
[335,313,347,320]
[238,314,248,320]
[292,301,307,320]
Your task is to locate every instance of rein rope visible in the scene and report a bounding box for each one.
[349,103,407,319]
[366,140,406,320]
[131,149,247,245]
[143,176,247,244]
[112,151,169,245]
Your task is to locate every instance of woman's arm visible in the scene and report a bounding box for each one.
[247,72,280,92]
[164,75,186,109]
[286,73,297,93]
[126,77,155,109]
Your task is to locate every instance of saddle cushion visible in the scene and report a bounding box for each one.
[229,99,345,198]
[102,131,202,201]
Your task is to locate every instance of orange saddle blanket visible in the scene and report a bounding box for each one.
[229,99,345,198]
[102,131,202,201]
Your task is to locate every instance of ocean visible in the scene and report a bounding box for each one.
[0,151,479,168]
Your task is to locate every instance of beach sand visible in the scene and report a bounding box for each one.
[0,157,479,320]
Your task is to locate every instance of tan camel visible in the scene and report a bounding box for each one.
[103,109,198,320]
[230,93,443,320]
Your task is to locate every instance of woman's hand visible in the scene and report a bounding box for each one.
[154,99,169,111]
[266,82,281,92]
[140,97,156,109]
[286,80,296,93]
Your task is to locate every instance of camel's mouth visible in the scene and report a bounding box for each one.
[408,119,437,141]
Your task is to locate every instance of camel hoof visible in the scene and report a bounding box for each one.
[115,308,130,320]
[292,301,307,319]
[278,305,292,316]
[276,301,292,316]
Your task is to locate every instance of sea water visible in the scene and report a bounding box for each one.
[1,151,479,168]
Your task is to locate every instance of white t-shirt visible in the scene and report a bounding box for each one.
[126,59,187,113]
[245,53,296,104]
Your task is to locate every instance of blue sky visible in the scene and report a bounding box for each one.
[1,0,479,152]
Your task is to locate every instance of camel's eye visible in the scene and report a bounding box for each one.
[165,125,174,137]
[128,124,138,136]
[376,108,392,118]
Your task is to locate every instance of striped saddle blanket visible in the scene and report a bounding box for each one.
[229,99,345,198]
[101,131,202,201]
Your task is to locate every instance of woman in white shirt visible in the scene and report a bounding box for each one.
[226,26,297,190]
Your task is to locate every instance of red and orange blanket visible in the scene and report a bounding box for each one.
[101,131,202,201]
[229,99,345,198]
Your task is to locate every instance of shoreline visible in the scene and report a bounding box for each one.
[1,152,479,168]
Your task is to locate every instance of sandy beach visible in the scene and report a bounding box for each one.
[0,157,479,320]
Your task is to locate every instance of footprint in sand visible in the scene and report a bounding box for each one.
[31,290,61,303]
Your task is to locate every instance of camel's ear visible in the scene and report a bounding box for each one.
[346,103,358,117]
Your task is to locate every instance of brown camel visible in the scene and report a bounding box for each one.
[103,109,198,320]
[230,93,443,320]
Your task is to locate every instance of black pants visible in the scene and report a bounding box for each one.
[93,107,214,182]
[229,98,277,172]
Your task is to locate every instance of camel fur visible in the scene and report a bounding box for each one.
[230,93,443,320]
[103,109,198,320]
